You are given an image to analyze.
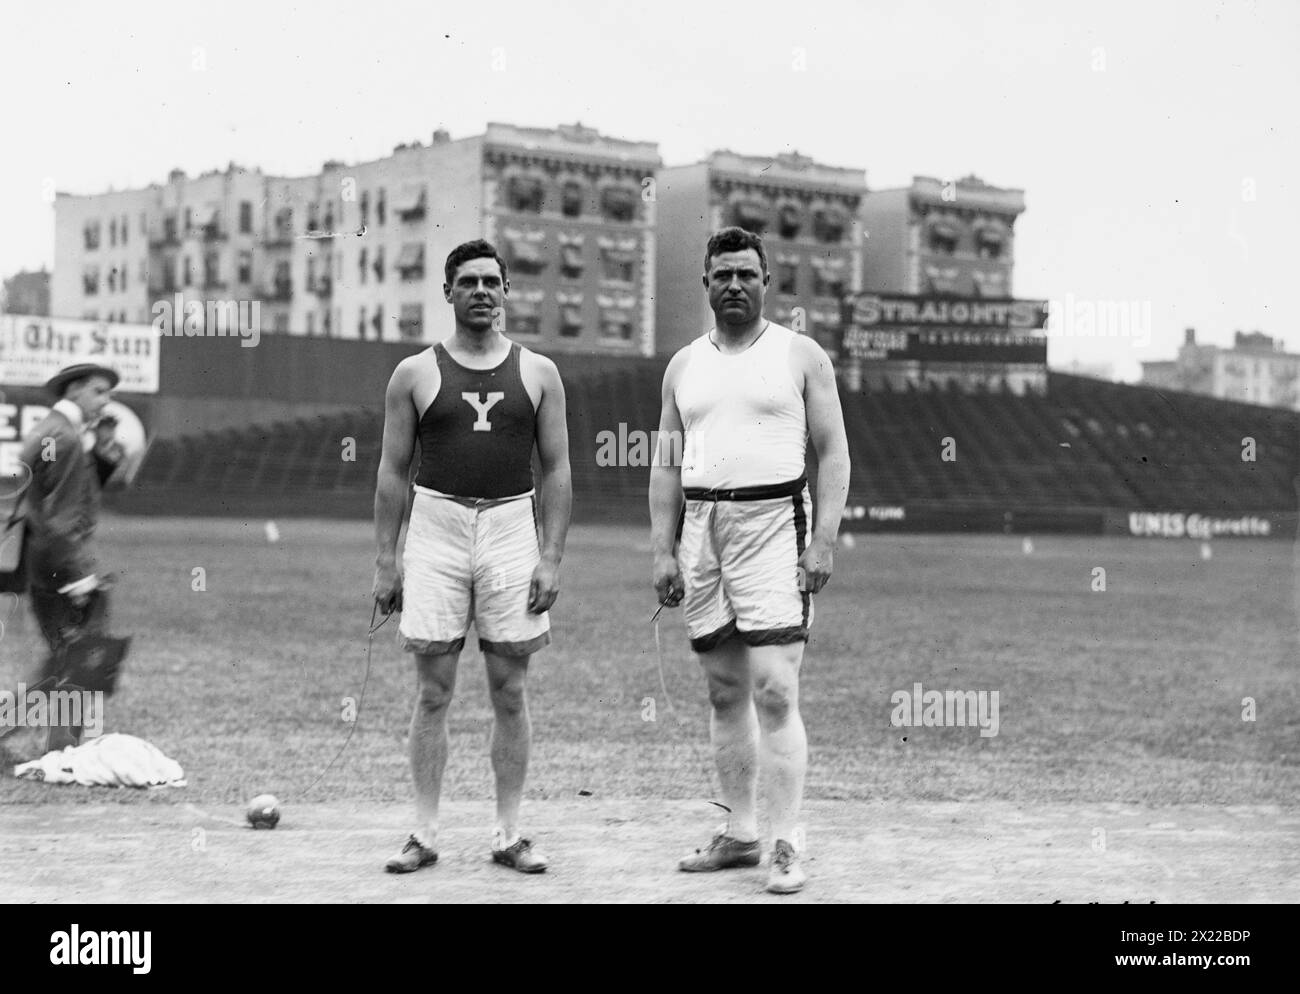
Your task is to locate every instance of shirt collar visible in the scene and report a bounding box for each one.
[52,398,85,432]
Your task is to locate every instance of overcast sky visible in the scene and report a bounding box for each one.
[3,0,1295,379]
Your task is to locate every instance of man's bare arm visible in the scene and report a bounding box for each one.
[373,361,417,611]
[798,337,850,593]
[529,356,571,613]
[649,350,689,606]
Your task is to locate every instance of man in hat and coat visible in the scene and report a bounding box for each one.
[17,362,127,750]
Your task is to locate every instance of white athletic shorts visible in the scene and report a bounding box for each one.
[677,479,813,653]
[399,486,550,657]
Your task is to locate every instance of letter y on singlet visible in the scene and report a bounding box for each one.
[462,391,505,432]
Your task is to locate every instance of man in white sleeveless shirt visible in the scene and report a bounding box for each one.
[650,227,850,894]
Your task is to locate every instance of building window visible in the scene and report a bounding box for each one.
[506,175,545,213]
[396,243,425,279]
[360,191,369,227]
[506,237,547,276]
[730,200,771,235]
[395,185,426,220]
[373,246,385,282]
[238,250,252,284]
[121,266,128,291]
[811,260,845,298]
[239,201,252,234]
[122,215,129,245]
[84,221,101,251]
[109,218,117,247]
[775,262,797,296]
[306,257,315,289]
[560,244,584,280]
[83,266,99,295]
[185,207,193,234]
[273,260,291,298]
[559,304,583,338]
[927,216,960,255]
[812,209,847,244]
[323,201,335,231]
[510,311,541,337]
[599,310,634,341]
[372,303,384,339]
[307,202,319,231]
[183,257,193,286]
[561,182,584,218]
[323,308,333,337]
[359,247,368,283]
[777,205,802,240]
[107,268,116,293]
[163,214,178,242]
[204,251,221,287]
[600,248,635,284]
[358,305,367,339]
[376,188,386,225]
[601,186,637,222]
[399,303,423,340]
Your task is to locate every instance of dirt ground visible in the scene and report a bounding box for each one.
[2,798,1296,904]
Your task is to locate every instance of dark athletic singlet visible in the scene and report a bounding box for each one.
[414,342,536,499]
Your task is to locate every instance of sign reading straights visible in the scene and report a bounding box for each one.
[844,293,1050,330]
[0,315,159,394]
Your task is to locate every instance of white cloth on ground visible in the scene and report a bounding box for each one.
[13,733,186,787]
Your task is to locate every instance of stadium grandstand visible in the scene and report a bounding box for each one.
[117,356,1299,536]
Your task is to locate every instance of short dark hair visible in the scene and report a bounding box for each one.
[704,226,768,276]
[444,239,509,286]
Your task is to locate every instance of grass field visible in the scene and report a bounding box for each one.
[2,515,1296,810]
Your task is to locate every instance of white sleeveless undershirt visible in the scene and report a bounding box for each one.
[675,322,807,489]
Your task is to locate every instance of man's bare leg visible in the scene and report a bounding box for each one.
[747,642,807,845]
[484,651,531,844]
[698,635,759,842]
[409,650,460,848]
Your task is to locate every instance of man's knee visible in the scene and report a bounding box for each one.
[752,673,798,726]
[414,679,454,715]
[705,670,748,714]
[488,678,527,717]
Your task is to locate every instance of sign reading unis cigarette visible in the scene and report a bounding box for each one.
[0,315,159,394]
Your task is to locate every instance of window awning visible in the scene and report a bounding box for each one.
[731,200,772,230]
[197,205,220,227]
[602,248,636,265]
[973,218,1006,244]
[396,243,425,269]
[927,216,960,240]
[778,204,802,233]
[509,240,545,265]
[561,305,583,327]
[809,255,846,270]
[925,266,967,295]
[561,245,584,268]
[601,186,637,214]
[394,185,426,213]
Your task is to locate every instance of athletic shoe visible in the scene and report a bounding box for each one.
[491,837,548,874]
[384,834,438,874]
[765,839,807,894]
[678,829,761,872]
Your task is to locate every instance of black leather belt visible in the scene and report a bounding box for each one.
[682,476,807,502]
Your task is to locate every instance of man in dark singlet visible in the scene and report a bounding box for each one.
[373,239,572,875]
